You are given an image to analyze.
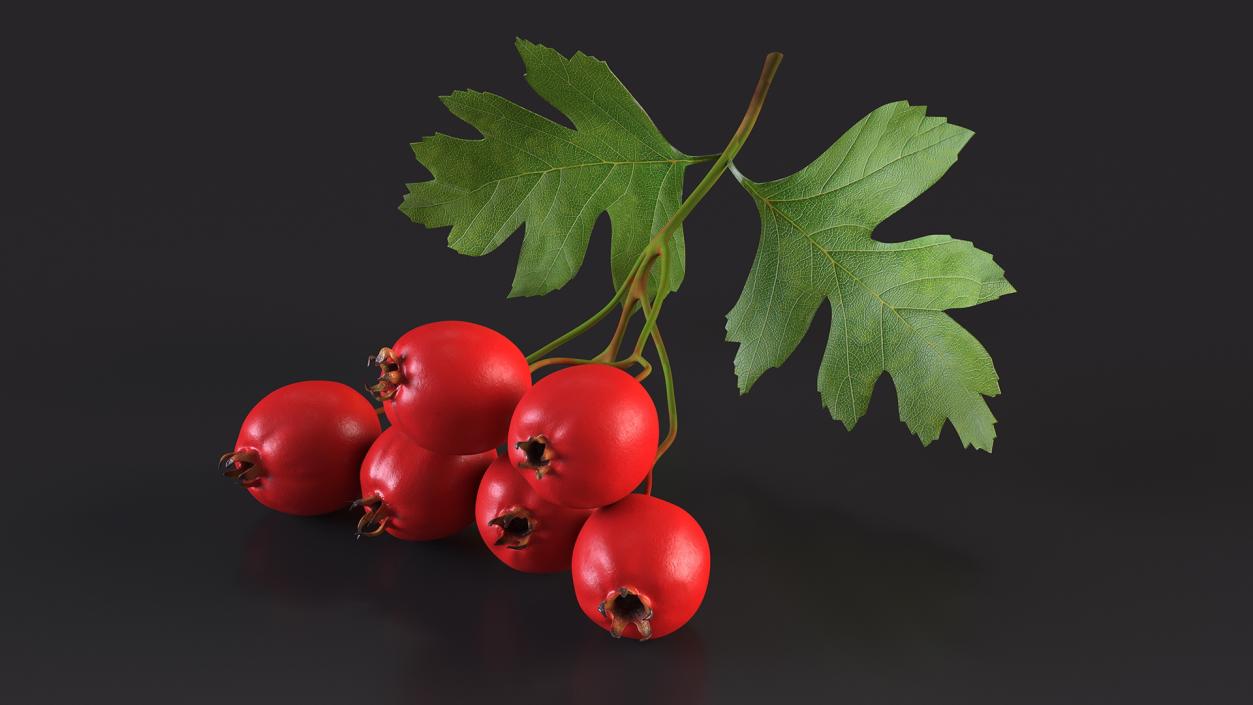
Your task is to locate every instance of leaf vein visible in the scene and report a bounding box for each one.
[765,133,969,205]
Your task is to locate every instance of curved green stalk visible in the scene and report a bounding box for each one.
[651,322,677,461]
[632,239,673,357]
[526,52,783,363]
[640,52,782,257]
[526,250,646,363]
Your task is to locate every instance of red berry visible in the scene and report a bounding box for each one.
[474,456,592,573]
[572,494,710,641]
[355,427,495,541]
[222,381,380,516]
[508,364,658,509]
[369,321,531,455]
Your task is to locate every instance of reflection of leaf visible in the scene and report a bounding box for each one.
[726,102,1014,450]
[400,39,700,297]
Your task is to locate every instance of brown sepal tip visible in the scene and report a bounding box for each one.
[353,495,390,539]
[220,450,263,487]
[487,506,537,550]
[515,435,555,480]
[367,347,403,402]
[599,586,654,641]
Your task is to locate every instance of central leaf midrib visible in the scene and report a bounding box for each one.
[412,157,698,210]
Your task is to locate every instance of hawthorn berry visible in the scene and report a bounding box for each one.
[222,381,380,516]
[354,427,496,541]
[508,364,658,509]
[475,456,592,573]
[369,321,531,455]
[572,494,710,640]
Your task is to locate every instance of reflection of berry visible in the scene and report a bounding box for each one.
[356,427,495,541]
[509,364,658,508]
[572,495,710,640]
[369,321,531,454]
[475,457,591,573]
[223,381,380,515]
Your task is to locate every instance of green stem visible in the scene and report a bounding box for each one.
[597,296,639,361]
[633,356,653,381]
[530,356,599,371]
[525,251,646,363]
[632,239,672,357]
[626,51,795,470]
[640,52,782,258]
[627,52,783,349]
[526,51,783,363]
[650,320,677,462]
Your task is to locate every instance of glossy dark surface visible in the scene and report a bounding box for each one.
[3,6,1246,703]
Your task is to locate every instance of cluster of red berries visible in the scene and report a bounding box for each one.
[222,320,709,641]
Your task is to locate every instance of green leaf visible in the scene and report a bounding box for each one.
[400,39,699,297]
[725,101,1014,450]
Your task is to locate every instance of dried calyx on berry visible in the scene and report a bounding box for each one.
[220,450,263,487]
[486,506,536,550]
[514,435,555,479]
[351,495,391,538]
[599,586,654,641]
[367,347,403,401]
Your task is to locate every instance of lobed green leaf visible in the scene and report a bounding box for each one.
[400,39,696,297]
[726,101,1014,450]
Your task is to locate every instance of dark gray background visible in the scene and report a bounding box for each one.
[2,4,1247,703]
